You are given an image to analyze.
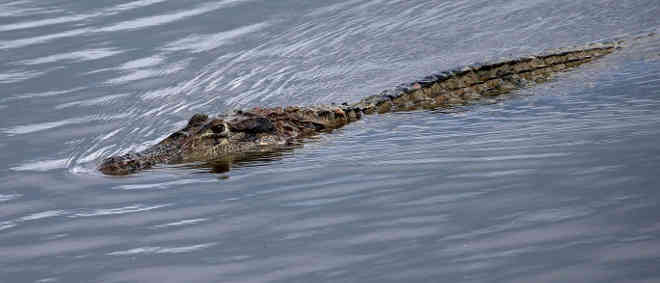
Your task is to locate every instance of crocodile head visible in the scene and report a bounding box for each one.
[98,105,361,175]
[98,112,290,175]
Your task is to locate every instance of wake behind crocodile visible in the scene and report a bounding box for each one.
[98,41,621,175]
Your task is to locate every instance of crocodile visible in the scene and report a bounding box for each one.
[99,42,619,175]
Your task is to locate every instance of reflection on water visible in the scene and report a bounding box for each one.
[182,149,295,174]
[1,0,660,282]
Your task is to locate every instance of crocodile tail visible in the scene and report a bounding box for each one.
[353,42,619,114]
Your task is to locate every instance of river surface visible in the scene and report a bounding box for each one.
[1,0,660,282]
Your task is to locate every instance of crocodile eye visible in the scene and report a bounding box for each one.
[211,123,225,134]
[201,120,230,137]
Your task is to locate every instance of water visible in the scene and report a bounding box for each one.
[1,0,660,282]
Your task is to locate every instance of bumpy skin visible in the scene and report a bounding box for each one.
[99,42,617,175]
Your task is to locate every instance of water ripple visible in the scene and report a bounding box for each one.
[0,13,93,32]
[0,28,91,50]
[163,22,270,53]
[97,0,252,33]
[71,204,172,217]
[19,210,67,221]
[0,70,47,84]
[107,0,173,14]
[107,242,217,256]
[10,158,71,172]
[0,0,173,32]
[0,193,23,202]
[1,114,129,136]
[54,93,131,109]
[0,1,64,18]
[114,179,215,190]
[19,48,125,65]
[105,59,191,85]
[118,55,166,70]
[0,236,121,262]
[152,218,209,228]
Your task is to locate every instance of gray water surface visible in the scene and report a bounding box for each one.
[1,0,660,282]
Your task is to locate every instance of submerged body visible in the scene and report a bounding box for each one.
[99,42,617,175]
